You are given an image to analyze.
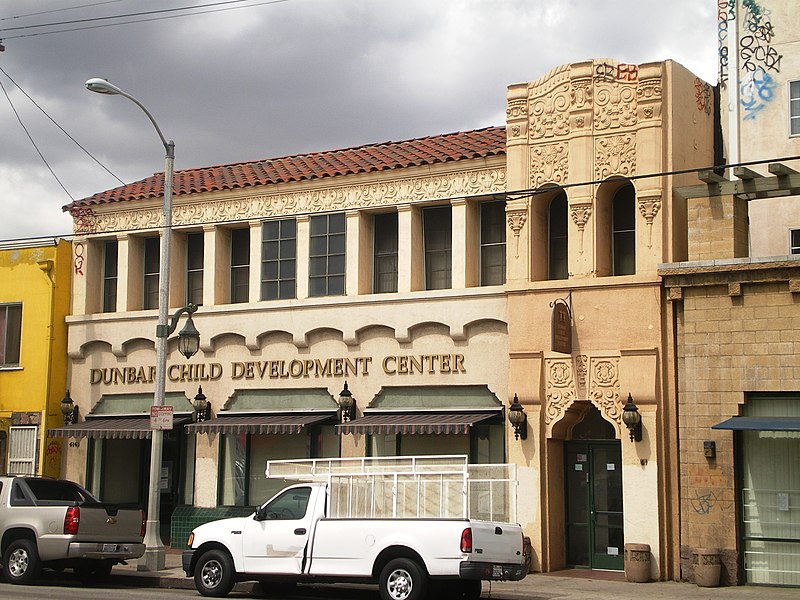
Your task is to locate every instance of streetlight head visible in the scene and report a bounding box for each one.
[85,77,123,95]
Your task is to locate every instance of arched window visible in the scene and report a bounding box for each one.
[548,191,568,280]
[612,184,636,275]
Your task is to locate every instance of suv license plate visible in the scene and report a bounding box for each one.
[492,565,503,578]
[102,544,118,552]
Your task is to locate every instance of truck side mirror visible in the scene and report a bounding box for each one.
[254,505,266,521]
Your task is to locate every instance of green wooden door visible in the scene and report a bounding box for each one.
[565,441,624,570]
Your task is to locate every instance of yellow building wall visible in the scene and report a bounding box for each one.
[0,240,72,477]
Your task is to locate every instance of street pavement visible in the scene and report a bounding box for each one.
[106,549,800,599]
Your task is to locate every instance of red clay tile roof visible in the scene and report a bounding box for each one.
[63,127,506,212]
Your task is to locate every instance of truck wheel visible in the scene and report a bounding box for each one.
[194,549,235,598]
[2,539,41,585]
[379,558,427,600]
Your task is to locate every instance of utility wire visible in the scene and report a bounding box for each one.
[0,76,74,201]
[0,65,125,186]
[0,0,289,40]
[0,0,127,23]
[0,0,284,33]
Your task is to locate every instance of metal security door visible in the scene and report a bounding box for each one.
[565,441,624,570]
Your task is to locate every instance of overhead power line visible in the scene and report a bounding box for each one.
[0,0,290,39]
[0,1,127,23]
[0,65,124,186]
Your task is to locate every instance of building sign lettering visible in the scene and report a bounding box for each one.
[89,353,467,386]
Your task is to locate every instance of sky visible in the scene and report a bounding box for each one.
[0,0,719,239]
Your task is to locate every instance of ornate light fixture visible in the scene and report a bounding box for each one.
[621,393,642,442]
[508,394,527,440]
[337,381,356,423]
[193,386,211,422]
[158,304,201,359]
[60,390,79,425]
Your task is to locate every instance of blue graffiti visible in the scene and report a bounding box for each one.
[740,67,776,121]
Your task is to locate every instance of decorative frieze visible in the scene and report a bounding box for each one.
[78,167,507,234]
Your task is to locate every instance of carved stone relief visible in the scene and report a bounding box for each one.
[544,357,577,437]
[595,134,636,180]
[588,356,622,436]
[594,82,638,130]
[506,208,528,259]
[570,202,592,255]
[638,193,662,248]
[529,82,571,140]
[530,143,569,188]
[80,167,507,235]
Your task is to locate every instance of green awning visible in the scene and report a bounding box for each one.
[90,392,194,416]
[50,415,193,440]
[337,412,500,435]
[712,417,800,431]
[185,413,334,435]
[223,388,337,412]
[370,385,502,410]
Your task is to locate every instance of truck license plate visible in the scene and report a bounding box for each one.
[102,544,118,552]
[492,565,503,578]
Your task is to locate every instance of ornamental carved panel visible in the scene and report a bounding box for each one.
[530,143,568,188]
[588,356,622,436]
[595,134,636,180]
[529,82,571,140]
[593,83,638,131]
[544,358,577,437]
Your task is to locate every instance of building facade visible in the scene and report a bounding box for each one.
[59,58,717,579]
[0,238,72,478]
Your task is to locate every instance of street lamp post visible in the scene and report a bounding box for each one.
[86,78,177,571]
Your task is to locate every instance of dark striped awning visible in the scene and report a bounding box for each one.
[185,413,333,435]
[337,412,499,436]
[50,416,192,440]
[712,416,800,431]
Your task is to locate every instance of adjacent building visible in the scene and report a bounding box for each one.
[657,0,800,586]
[0,238,72,478]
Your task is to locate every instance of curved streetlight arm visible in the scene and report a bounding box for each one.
[85,78,173,158]
[156,303,198,338]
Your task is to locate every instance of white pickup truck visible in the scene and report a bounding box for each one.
[182,456,528,599]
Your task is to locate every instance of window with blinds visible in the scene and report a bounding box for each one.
[7,426,37,475]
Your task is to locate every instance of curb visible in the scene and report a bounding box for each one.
[111,573,253,593]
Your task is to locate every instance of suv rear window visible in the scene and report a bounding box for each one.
[24,479,98,503]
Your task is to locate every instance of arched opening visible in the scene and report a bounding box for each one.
[595,180,636,277]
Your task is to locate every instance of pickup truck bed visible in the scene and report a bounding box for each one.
[0,476,145,584]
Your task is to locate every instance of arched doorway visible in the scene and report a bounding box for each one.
[564,404,623,570]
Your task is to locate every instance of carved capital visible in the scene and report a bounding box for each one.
[638,193,662,248]
[570,202,592,255]
[506,208,528,259]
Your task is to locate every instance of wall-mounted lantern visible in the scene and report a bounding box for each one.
[337,381,356,423]
[621,393,642,442]
[193,386,211,422]
[61,390,79,425]
[508,394,527,440]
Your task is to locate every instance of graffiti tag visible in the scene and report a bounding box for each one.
[740,67,776,121]
[73,242,85,276]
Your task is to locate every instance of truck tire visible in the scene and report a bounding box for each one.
[2,538,41,585]
[379,558,427,600]
[194,548,236,598]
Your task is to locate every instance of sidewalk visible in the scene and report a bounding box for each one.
[111,550,800,599]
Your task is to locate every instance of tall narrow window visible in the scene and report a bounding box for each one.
[612,184,636,276]
[230,228,250,304]
[423,206,452,290]
[261,219,296,300]
[373,212,398,293]
[0,303,22,366]
[102,240,118,312]
[143,237,160,310]
[790,80,800,136]
[186,233,204,306]
[480,201,506,286]
[548,192,568,280]
[309,213,345,297]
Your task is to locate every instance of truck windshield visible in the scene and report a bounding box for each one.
[262,486,312,520]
